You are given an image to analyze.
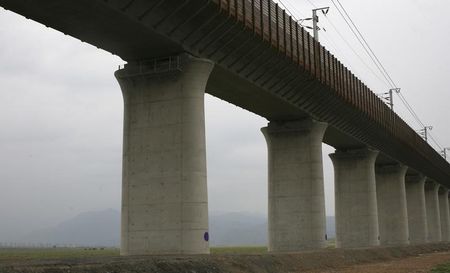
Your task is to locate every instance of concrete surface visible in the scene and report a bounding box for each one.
[438,187,450,241]
[425,181,442,242]
[3,0,450,257]
[261,119,328,252]
[115,54,214,255]
[330,148,380,248]
[1,0,450,189]
[375,164,409,246]
[405,175,428,244]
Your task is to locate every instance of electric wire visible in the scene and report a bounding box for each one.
[335,0,398,88]
[280,0,390,88]
[278,0,358,74]
[277,0,300,21]
[329,0,391,88]
[330,0,445,152]
[322,16,391,88]
[279,0,445,153]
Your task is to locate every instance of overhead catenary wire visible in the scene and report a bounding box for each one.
[304,0,393,89]
[334,0,399,89]
[329,0,392,88]
[278,0,445,153]
[329,0,445,151]
[277,0,302,21]
[279,0,362,76]
[279,0,391,88]
[321,16,391,88]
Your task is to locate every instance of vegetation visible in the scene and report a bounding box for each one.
[0,244,340,260]
[326,238,336,248]
[211,246,267,255]
[432,262,450,273]
[0,247,119,261]
[0,246,271,261]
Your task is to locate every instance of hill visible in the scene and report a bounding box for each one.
[16,210,335,247]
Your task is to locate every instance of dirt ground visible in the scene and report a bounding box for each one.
[1,243,450,273]
[315,251,450,273]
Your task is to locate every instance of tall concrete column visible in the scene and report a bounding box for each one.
[405,175,428,244]
[115,54,214,255]
[425,181,442,242]
[439,187,450,241]
[375,164,409,246]
[261,119,328,252]
[329,148,379,248]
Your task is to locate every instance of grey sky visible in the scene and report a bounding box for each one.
[0,0,449,241]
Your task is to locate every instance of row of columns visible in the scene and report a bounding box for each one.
[115,55,450,255]
[264,119,450,251]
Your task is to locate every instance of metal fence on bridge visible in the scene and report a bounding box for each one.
[212,0,448,174]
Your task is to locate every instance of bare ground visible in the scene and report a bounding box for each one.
[315,251,450,273]
[1,243,450,273]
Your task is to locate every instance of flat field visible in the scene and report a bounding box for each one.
[0,246,270,261]
[0,244,449,273]
[0,247,119,261]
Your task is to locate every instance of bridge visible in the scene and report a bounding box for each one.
[1,0,450,254]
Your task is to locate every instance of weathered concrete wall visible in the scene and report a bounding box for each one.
[425,181,442,242]
[261,119,328,252]
[330,148,380,248]
[439,187,450,241]
[405,175,428,244]
[376,164,409,246]
[115,55,214,255]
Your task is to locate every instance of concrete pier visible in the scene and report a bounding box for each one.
[425,181,442,242]
[405,175,428,244]
[115,55,214,255]
[329,148,380,248]
[261,119,328,252]
[439,187,450,241]
[375,164,409,246]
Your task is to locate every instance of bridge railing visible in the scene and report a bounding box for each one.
[116,56,182,78]
[212,0,448,173]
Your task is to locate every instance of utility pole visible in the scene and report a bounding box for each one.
[441,148,450,159]
[379,88,400,110]
[312,7,329,42]
[312,8,319,42]
[418,126,433,142]
[298,7,329,42]
[388,89,394,110]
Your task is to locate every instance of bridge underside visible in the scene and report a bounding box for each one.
[0,0,424,171]
[3,0,450,256]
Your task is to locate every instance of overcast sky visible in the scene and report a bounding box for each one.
[1,0,450,241]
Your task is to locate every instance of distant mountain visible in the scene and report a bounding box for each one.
[18,209,335,247]
[19,209,120,247]
[210,213,335,246]
[327,216,336,238]
[209,212,267,246]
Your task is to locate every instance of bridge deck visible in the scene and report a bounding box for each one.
[1,0,448,184]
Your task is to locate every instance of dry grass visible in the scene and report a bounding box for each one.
[0,247,119,261]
